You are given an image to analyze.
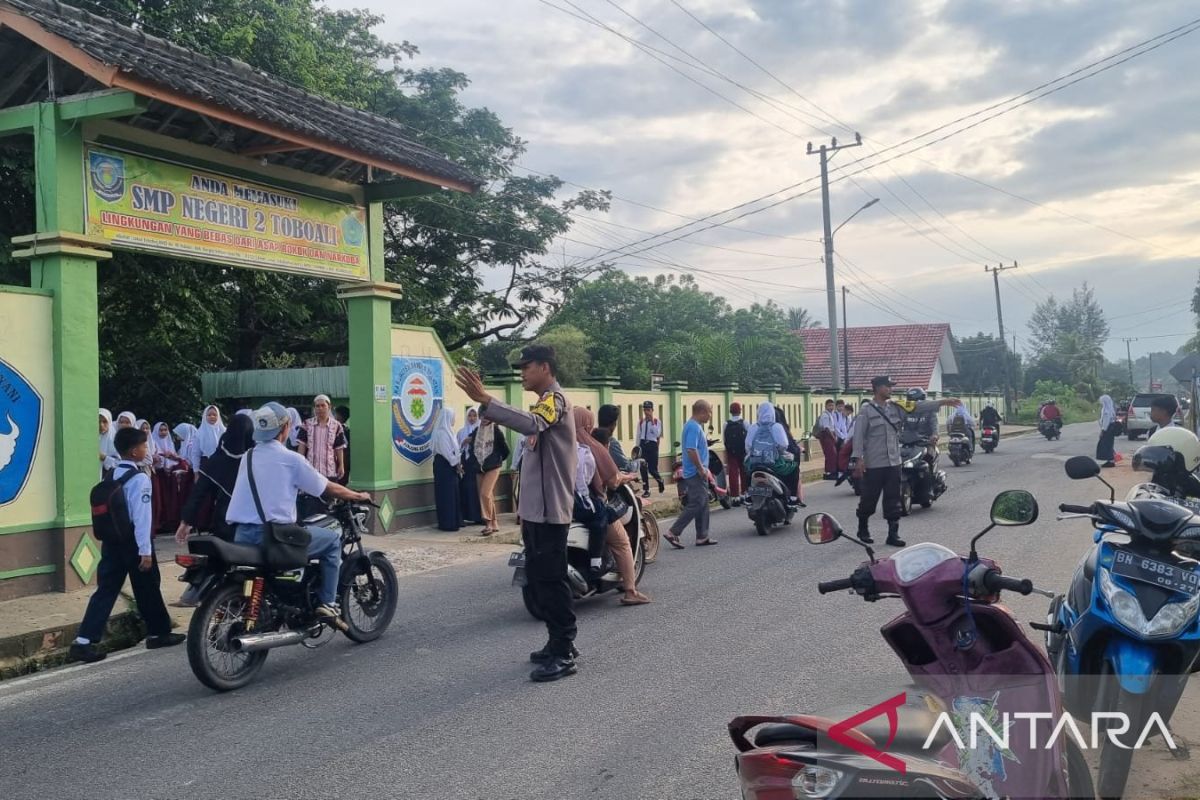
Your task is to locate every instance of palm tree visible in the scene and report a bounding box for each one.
[787,306,822,331]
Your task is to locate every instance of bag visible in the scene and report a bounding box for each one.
[604,493,630,523]
[723,420,748,459]
[89,467,140,545]
[746,424,782,470]
[246,449,312,570]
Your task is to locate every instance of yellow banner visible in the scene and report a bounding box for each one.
[84,145,369,280]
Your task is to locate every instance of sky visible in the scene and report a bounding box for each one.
[328,0,1200,363]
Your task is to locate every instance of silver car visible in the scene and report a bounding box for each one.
[1125,392,1182,440]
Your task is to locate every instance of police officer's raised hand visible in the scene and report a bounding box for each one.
[455,365,493,405]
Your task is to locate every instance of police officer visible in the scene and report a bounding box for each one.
[456,345,579,683]
[851,377,961,546]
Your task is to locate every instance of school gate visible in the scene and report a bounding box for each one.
[0,0,479,599]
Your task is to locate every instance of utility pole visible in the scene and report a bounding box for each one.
[841,286,850,390]
[1149,354,1154,391]
[1122,338,1137,388]
[984,262,1018,416]
[808,133,862,391]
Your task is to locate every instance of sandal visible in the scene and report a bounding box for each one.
[695,538,719,546]
[620,590,652,606]
[663,532,685,549]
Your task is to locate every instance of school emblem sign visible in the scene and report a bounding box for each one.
[391,356,444,465]
[0,357,43,507]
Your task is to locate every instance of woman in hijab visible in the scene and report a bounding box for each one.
[135,419,157,473]
[432,408,464,532]
[773,405,805,503]
[1097,395,1118,468]
[173,423,200,467]
[286,407,303,450]
[574,406,650,606]
[459,408,484,526]
[196,404,226,467]
[152,422,187,469]
[177,413,256,543]
[115,411,137,430]
[98,409,118,474]
[474,415,510,536]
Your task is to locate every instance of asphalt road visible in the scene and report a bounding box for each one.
[0,423,1154,800]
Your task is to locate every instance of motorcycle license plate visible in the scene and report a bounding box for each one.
[1112,550,1200,596]
[749,486,771,496]
[507,551,525,567]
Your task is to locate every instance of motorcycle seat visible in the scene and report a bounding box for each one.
[753,705,954,754]
[207,538,268,568]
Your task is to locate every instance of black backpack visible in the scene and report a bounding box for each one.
[89,468,139,545]
[724,419,748,459]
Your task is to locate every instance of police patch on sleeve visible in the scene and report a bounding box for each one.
[532,392,562,426]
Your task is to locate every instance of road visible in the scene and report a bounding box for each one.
[0,423,1181,799]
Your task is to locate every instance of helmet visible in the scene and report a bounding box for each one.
[905,388,927,403]
[1145,426,1200,472]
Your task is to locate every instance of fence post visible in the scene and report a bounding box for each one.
[662,380,689,457]
[583,375,620,407]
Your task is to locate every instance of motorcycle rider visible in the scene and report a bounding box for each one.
[947,403,976,452]
[743,402,799,505]
[852,377,961,546]
[980,402,1002,438]
[226,402,372,627]
[1040,398,1063,431]
[1151,395,1180,432]
[900,388,941,469]
[1134,426,1200,498]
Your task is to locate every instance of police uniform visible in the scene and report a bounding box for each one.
[482,381,578,658]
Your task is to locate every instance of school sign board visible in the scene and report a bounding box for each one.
[83,145,370,281]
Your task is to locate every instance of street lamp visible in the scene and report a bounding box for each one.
[824,198,879,391]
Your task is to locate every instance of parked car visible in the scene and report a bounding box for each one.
[1125,392,1182,439]
[1115,398,1129,430]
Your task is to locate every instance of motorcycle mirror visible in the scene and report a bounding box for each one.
[1064,456,1101,480]
[989,489,1039,526]
[803,513,842,545]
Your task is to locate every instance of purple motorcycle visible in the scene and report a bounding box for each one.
[729,490,1094,799]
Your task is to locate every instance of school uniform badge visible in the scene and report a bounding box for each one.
[391,356,444,465]
[0,357,42,506]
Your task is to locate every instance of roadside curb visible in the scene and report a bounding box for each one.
[0,607,147,681]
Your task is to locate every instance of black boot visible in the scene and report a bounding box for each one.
[856,518,874,544]
[530,641,580,664]
[886,521,906,547]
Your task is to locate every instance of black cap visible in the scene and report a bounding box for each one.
[642,400,655,409]
[871,376,896,388]
[511,344,558,369]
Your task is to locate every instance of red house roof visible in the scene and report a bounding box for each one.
[797,324,957,390]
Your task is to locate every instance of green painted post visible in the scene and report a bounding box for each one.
[714,382,738,422]
[661,380,688,457]
[583,376,620,407]
[340,202,401,490]
[761,383,782,404]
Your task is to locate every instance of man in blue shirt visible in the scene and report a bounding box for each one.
[664,399,717,548]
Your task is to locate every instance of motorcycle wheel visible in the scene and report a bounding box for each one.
[641,511,661,564]
[186,583,268,692]
[900,483,912,516]
[754,513,769,537]
[951,455,961,467]
[633,535,647,584]
[1097,683,1149,800]
[521,585,546,621]
[1064,737,1096,800]
[340,553,398,644]
[718,495,732,510]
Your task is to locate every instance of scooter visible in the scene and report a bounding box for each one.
[509,483,651,618]
[729,492,1093,799]
[1046,455,1200,798]
[671,439,732,509]
[948,431,973,467]
[1039,418,1062,441]
[980,426,999,454]
[899,435,947,515]
[745,467,797,536]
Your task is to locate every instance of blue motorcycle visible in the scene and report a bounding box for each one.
[1044,455,1200,798]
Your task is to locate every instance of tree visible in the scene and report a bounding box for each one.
[1024,283,1109,394]
[787,306,822,330]
[0,0,611,420]
[509,325,592,387]
[949,333,1020,394]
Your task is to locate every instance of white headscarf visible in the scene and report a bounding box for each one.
[197,404,226,458]
[135,419,156,456]
[99,408,118,469]
[433,407,460,466]
[457,409,480,446]
[152,421,177,457]
[286,407,303,447]
[754,402,789,448]
[174,423,199,465]
[1099,395,1116,430]
[950,404,975,425]
[116,411,137,429]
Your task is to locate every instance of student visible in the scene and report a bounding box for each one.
[1151,395,1180,433]
[99,408,118,473]
[70,427,185,663]
[173,422,200,467]
[431,408,464,532]
[197,404,226,467]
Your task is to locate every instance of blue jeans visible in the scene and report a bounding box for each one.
[235,523,341,605]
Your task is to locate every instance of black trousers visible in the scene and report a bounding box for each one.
[78,542,172,643]
[639,440,663,486]
[857,466,902,524]
[522,521,577,654]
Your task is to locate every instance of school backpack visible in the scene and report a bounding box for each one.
[89,468,139,545]
[723,419,748,459]
[745,423,782,470]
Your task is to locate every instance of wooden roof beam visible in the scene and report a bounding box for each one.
[239,141,307,157]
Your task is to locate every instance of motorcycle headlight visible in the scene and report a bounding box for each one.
[903,460,915,469]
[1106,507,1138,531]
[793,765,843,799]
[1098,567,1200,637]
[893,542,958,582]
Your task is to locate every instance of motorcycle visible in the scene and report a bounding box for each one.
[899,435,947,515]
[177,499,397,692]
[671,439,732,509]
[729,491,1092,799]
[1039,418,1063,441]
[745,467,797,536]
[510,483,651,617]
[948,430,973,467]
[980,425,999,454]
[1046,454,1200,798]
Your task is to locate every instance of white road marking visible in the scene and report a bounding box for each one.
[0,647,153,701]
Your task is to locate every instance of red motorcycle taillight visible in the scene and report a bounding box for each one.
[735,751,804,800]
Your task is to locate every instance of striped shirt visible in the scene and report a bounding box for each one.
[296,417,347,478]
